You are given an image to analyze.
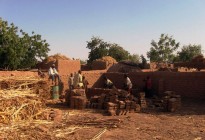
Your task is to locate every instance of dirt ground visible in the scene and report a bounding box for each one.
[0,98,204,140]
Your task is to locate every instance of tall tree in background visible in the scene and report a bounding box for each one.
[128,53,141,63]
[86,36,130,63]
[147,34,180,63]
[108,44,129,62]
[177,44,202,62]
[86,37,110,63]
[0,18,50,70]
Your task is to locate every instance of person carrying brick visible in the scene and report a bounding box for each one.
[123,74,132,93]
[48,64,61,85]
[104,76,114,89]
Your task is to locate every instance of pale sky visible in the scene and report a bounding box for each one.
[1,0,205,60]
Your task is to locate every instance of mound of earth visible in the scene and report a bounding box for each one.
[44,53,71,63]
[96,56,117,64]
[107,61,141,73]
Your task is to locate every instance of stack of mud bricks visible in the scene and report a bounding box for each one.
[138,92,147,109]
[70,89,87,110]
[89,88,141,116]
[163,91,181,112]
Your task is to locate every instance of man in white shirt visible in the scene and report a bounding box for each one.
[48,64,61,84]
[124,74,132,93]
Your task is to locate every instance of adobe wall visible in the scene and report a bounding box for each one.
[91,61,107,70]
[83,71,205,99]
[0,71,38,77]
[56,60,81,93]
[174,62,205,70]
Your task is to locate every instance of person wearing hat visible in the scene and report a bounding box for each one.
[48,64,61,85]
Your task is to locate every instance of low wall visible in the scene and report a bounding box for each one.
[0,71,38,77]
[83,71,205,99]
[174,62,205,70]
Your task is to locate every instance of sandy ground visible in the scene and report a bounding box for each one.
[0,98,204,140]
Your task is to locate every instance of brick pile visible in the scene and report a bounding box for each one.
[69,89,87,109]
[88,88,141,116]
[162,91,181,112]
[138,92,147,109]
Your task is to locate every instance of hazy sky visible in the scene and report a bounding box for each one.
[1,0,205,60]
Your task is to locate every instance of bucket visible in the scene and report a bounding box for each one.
[52,85,59,99]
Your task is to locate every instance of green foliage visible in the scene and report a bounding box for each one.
[86,36,130,63]
[147,34,180,63]
[177,44,202,62]
[0,18,50,70]
[109,44,129,62]
[86,37,109,63]
[128,54,141,63]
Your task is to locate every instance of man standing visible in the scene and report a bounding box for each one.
[124,74,132,94]
[68,73,74,90]
[48,64,61,85]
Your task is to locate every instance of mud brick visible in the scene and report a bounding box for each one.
[164,91,175,96]
[107,109,116,116]
[90,96,99,103]
[135,104,141,112]
[162,96,170,111]
[98,103,103,109]
[86,101,90,108]
[172,95,181,108]
[70,96,76,108]
[91,103,98,108]
[109,95,118,103]
[118,101,125,109]
[130,101,137,109]
[129,108,135,113]
[75,89,86,96]
[138,92,145,98]
[168,98,177,112]
[106,102,116,107]
[116,109,121,116]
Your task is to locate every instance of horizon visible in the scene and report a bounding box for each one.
[1,0,205,60]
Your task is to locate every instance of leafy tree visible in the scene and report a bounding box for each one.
[86,37,109,63]
[128,53,141,63]
[177,44,202,62]
[86,36,130,63]
[140,54,147,65]
[0,18,50,70]
[147,34,180,63]
[108,44,129,62]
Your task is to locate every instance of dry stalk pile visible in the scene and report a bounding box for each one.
[0,77,50,124]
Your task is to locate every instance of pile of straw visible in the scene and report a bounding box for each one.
[0,77,50,124]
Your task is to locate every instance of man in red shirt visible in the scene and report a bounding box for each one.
[144,76,152,98]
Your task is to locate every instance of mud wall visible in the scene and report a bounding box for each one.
[83,71,205,99]
[56,60,81,93]
[0,71,38,77]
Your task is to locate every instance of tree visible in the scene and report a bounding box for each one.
[86,37,109,63]
[0,18,50,70]
[128,54,141,63]
[177,44,202,62]
[147,34,180,63]
[86,36,130,63]
[108,44,129,62]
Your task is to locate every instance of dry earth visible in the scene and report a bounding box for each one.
[0,98,204,140]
